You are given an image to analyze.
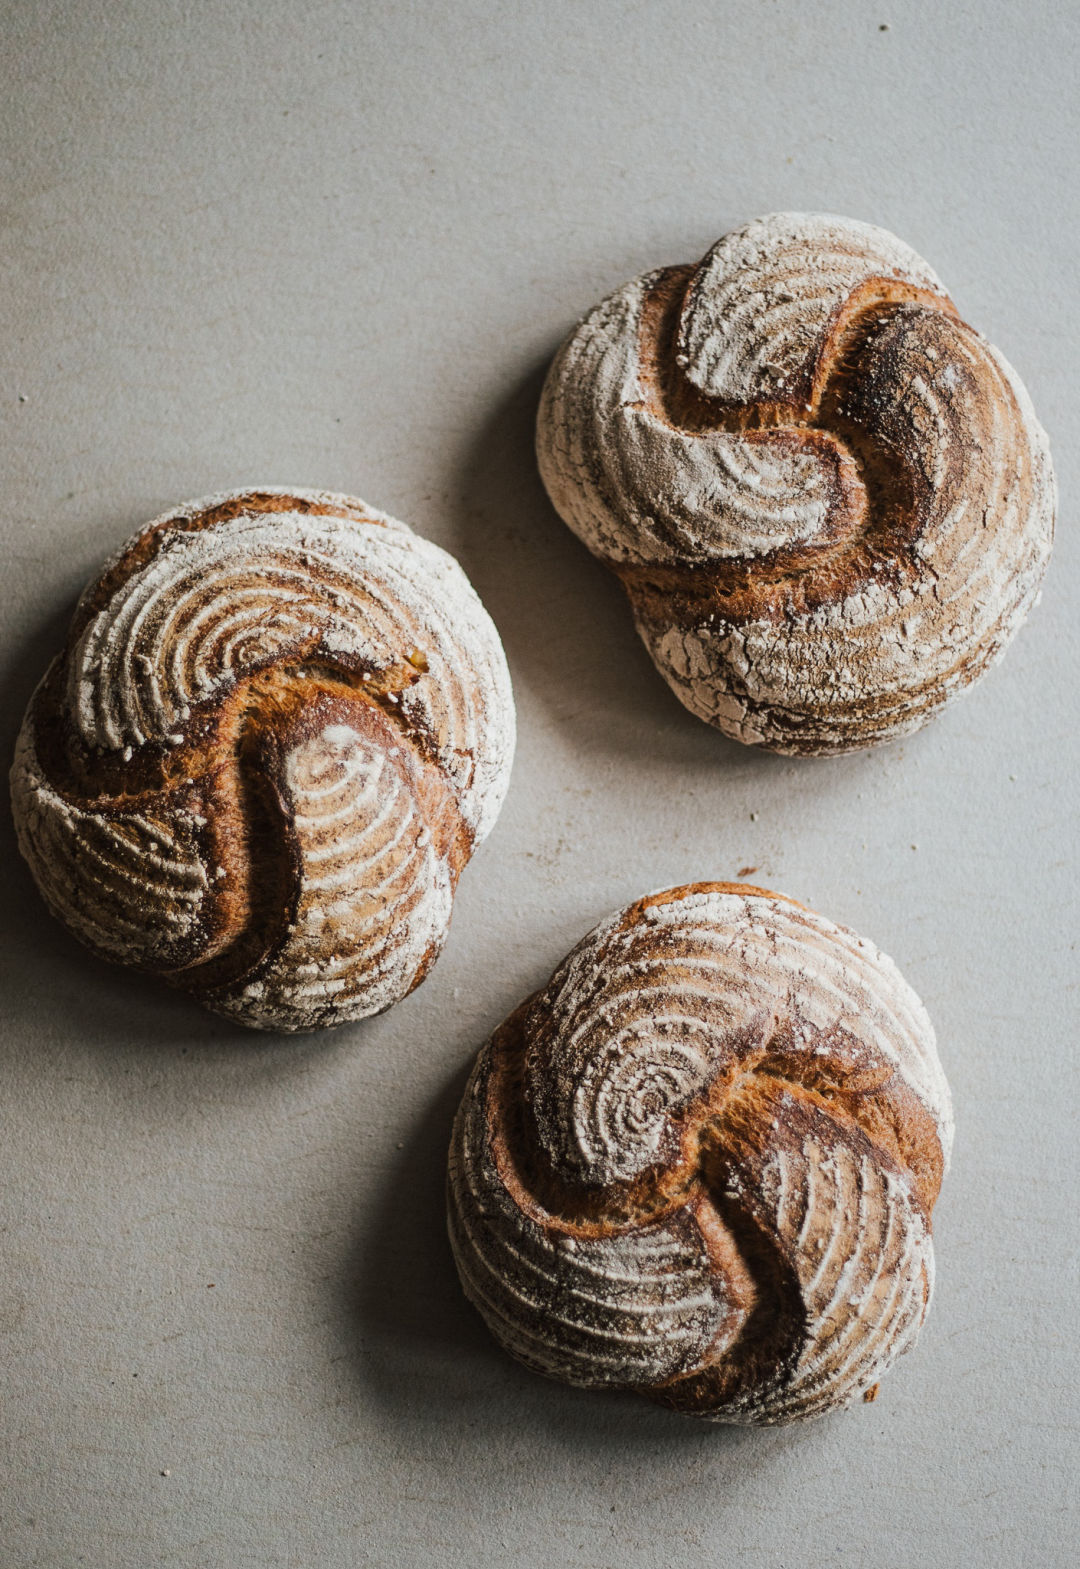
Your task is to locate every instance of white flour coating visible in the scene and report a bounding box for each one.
[727,1138,933,1422]
[448,886,952,1423]
[536,267,854,568]
[529,888,952,1185]
[676,212,944,404]
[67,488,514,841]
[212,723,453,1031]
[450,1116,737,1387]
[11,489,515,1032]
[536,212,1055,755]
[11,707,212,971]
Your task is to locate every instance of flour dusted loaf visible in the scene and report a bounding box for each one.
[448,883,952,1422]
[537,213,1055,754]
[11,488,515,1031]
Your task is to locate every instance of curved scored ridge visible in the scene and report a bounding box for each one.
[11,488,515,1031]
[537,212,1055,755]
[447,884,952,1423]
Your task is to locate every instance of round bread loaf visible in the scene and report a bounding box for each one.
[536,212,1055,754]
[447,882,952,1423]
[11,488,515,1031]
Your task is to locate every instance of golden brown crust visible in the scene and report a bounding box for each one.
[447,884,952,1422]
[11,488,515,1031]
[536,213,1055,755]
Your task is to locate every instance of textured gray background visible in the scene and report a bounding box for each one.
[1,3,1077,1566]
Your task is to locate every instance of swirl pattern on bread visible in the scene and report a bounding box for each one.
[11,488,515,1031]
[447,883,952,1422]
[536,212,1055,754]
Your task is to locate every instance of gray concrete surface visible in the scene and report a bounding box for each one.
[1,3,1076,1565]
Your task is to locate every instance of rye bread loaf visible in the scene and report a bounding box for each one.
[448,882,952,1422]
[536,212,1055,754]
[11,488,515,1031]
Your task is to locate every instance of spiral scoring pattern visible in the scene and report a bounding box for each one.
[215,715,456,1031]
[12,715,212,971]
[11,489,515,1031]
[447,884,952,1423]
[66,498,510,840]
[676,213,944,405]
[536,212,1055,755]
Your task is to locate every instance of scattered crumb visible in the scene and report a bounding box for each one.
[160,1469,171,1477]
[207,1283,215,1289]
[750,811,759,822]
[17,393,28,403]
[863,1383,880,1402]
[911,843,918,851]
[737,866,758,878]
[396,1141,403,1149]
[879,22,889,31]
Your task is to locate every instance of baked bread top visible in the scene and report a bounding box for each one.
[11,488,515,1030]
[448,882,952,1423]
[537,212,1055,754]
